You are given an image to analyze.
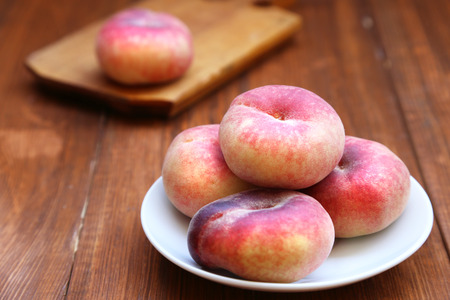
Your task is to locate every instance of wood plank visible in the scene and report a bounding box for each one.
[0,0,137,298]
[369,0,450,251]
[0,1,110,299]
[25,0,302,117]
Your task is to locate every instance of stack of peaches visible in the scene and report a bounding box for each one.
[95,8,410,284]
[162,85,411,283]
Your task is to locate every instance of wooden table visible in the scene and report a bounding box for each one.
[1,0,448,299]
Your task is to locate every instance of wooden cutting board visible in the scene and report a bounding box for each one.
[25,0,301,117]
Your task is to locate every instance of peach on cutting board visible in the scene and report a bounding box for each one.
[96,8,193,85]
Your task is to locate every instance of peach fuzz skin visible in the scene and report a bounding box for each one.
[187,189,335,283]
[302,136,411,238]
[219,85,345,190]
[96,8,193,85]
[162,125,254,218]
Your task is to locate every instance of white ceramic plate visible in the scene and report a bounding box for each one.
[140,176,433,292]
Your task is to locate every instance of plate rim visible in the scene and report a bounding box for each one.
[140,176,434,292]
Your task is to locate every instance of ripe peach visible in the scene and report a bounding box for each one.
[302,136,411,238]
[187,189,335,283]
[96,8,193,85]
[162,125,254,218]
[219,85,345,190]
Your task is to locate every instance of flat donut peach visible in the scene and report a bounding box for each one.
[162,124,254,217]
[96,8,193,85]
[302,136,411,237]
[187,189,335,283]
[219,85,345,189]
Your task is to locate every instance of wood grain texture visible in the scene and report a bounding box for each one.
[369,0,450,252]
[25,0,301,117]
[0,0,111,298]
[0,0,448,299]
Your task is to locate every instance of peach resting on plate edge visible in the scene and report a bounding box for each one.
[302,136,410,238]
[187,189,335,283]
[162,124,255,218]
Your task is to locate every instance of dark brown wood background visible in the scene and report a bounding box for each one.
[0,0,448,299]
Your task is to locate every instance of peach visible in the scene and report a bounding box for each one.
[187,189,335,283]
[302,136,411,238]
[219,85,345,190]
[96,8,193,85]
[162,125,254,218]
